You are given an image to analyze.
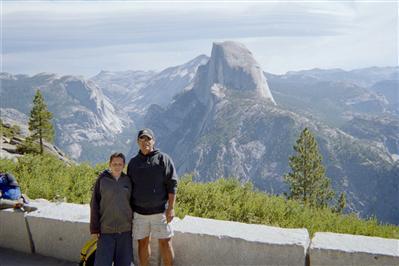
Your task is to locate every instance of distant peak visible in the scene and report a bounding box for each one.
[33,72,60,79]
[169,54,209,70]
[201,41,275,104]
[98,70,111,75]
[211,41,255,69]
[193,54,209,61]
[0,72,15,79]
[60,75,85,83]
[185,54,209,67]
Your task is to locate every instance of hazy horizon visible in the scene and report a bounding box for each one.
[2,62,398,80]
[3,1,398,78]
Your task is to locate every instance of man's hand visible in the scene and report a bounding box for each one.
[14,202,23,209]
[91,233,99,239]
[14,198,24,209]
[165,207,175,223]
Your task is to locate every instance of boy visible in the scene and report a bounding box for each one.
[90,153,133,266]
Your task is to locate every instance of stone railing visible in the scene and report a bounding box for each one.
[0,200,398,265]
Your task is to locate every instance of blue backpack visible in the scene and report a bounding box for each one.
[0,172,22,200]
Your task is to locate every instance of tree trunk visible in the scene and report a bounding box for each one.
[39,136,43,155]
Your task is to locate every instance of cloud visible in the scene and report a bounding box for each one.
[2,1,397,76]
[3,2,351,53]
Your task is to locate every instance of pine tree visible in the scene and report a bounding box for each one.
[335,192,346,213]
[284,128,334,207]
[28,90,54,155]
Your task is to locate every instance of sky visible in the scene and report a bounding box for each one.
[2,0,398,78]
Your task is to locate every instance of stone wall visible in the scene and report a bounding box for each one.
[0,201,398,265]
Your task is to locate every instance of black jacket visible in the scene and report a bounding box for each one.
[90,170,133,234]
[127,150,178,215]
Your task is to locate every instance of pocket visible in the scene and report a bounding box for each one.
[121,185,131,199]
[133,212,145,221]
[160,213,168,224]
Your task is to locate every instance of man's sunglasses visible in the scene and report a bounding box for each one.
[139,136,152,141]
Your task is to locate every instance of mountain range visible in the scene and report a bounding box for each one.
[0,73,128,162]
[1,41,398,224]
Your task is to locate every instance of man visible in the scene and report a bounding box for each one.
[0,172,36,212]
[127,128,178,266]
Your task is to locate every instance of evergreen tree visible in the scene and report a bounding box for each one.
[335,192,346,213]
[28,90,54,155]
[284,128,334,207]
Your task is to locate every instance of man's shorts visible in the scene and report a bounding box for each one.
[133,212,173,240]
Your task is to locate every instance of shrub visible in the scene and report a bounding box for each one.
[176,175,399,239]
[1,157,397,239]
[0,154,99,203]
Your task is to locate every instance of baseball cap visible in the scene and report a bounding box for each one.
[137,128,155,139]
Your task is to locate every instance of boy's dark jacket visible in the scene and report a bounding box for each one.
[90,170,133,234]
[127,149,178,215]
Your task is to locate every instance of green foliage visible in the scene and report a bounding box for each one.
[15,155,70,199]
[11,125,21,135]
[284,128,334,207]
[334,192,346,214]
[0,119,21,138]
[176,176,399,239]
[1,155,397,239]
[0,158,17,174]
[66,163,98,204]
[16,137,40,155]
[0,119,40,155]
[28,90,55,154]
[0,154,98,203]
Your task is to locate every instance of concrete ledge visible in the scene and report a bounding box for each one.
[172,216,309,266]
[26,202,91,262]
[0,208,33,253]
[2,201,398,265]
[310,232,399,266]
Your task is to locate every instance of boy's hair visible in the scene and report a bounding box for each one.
[109,152,126,164]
